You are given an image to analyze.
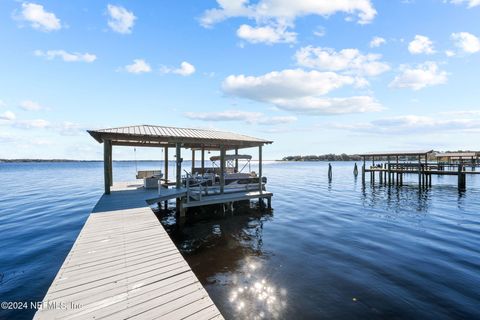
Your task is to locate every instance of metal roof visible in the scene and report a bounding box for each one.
[436,152,479,158]
[87,125,273,149]
[358,150,434,157]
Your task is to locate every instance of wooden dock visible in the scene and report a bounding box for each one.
[359,150,480,190]
[34,182,223,320]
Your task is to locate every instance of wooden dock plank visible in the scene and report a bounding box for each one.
[34,182,223,320]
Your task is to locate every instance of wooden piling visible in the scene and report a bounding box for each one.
[175,143,183,224]
[328,163,333,181]
[201,146,205,174]
[220,146,226,194]
[103,139,112,194]
[164,146,169,209]
[235,148,239,172]
[362,157,366,184]
[258,145,263,194]
[418,156,422,187]
[458,164,466,190]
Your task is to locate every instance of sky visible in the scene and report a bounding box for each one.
[0,0,479,160]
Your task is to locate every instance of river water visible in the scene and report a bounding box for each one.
[0,161,479,319]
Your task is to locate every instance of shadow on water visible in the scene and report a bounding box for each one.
[153,203,288,319]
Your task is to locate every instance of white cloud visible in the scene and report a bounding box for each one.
[107,4,136,34]
[439,110,480,117]
[451,32,480,54]
[445,50,456,57]
[237,24,296,44]
[370,36,386,47]
[161,61,196,76]
[408,35,435,54]
[222,69,382,115]
[313,26,326,37]
[449,0,480,8]
[389,62,447,90]
[295,46,390,77]
[200,0,377,27]
[184,110,297,125]
[15,119,50,129]
[18,2,61,32]
[56,121,84,136]
[335,114,480,134]
[123,59,151,74]
[34,50,97,63]
[0,111,16,121]
[0,100,6,108]
[19,100,46,111]
[223,69,355,100]
[269,96,383,115]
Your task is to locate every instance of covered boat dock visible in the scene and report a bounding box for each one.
[87,125,274,222]
[359,150,480,190]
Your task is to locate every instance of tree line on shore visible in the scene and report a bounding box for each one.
[282,150,479,162]
[282,154,363,161]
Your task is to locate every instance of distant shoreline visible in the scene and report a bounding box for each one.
[0,159,280,163]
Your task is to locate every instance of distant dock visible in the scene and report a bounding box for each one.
[359,150,480,190]
[34,182,223,320]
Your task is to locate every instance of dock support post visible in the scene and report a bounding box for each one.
[372,157,375,184]
[164,146,169,209]
[379,166,383,184]
[235,148,239,172]
[384,164,387,184]
[354,163,358,177]
[103,139,112,194]
[176,143,181,189]
[191,149,195,174]
[201,147,205,174]
[175,143,183,223]
[418,155,422,188]
[258,145,263,194]
[362,157,366,184]
[108,145,113,187]
[396,156,399,186]
[458,164,466,190]
[220,146,226,194]
[267,197,272,209]
[328,163,333,181]
[387,157,391,185]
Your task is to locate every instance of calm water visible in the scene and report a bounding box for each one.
[0,161,479,319]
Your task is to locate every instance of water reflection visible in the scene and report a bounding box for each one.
[154,202,287,319]
[228,259,287,319]
[360,184,432,214]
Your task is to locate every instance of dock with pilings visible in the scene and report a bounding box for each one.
[359,150,480,190]
[34,182,223,320]
[35,125,275,319]
[87,125,274,224]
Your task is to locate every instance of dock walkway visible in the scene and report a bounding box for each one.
[34,182,223,320]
